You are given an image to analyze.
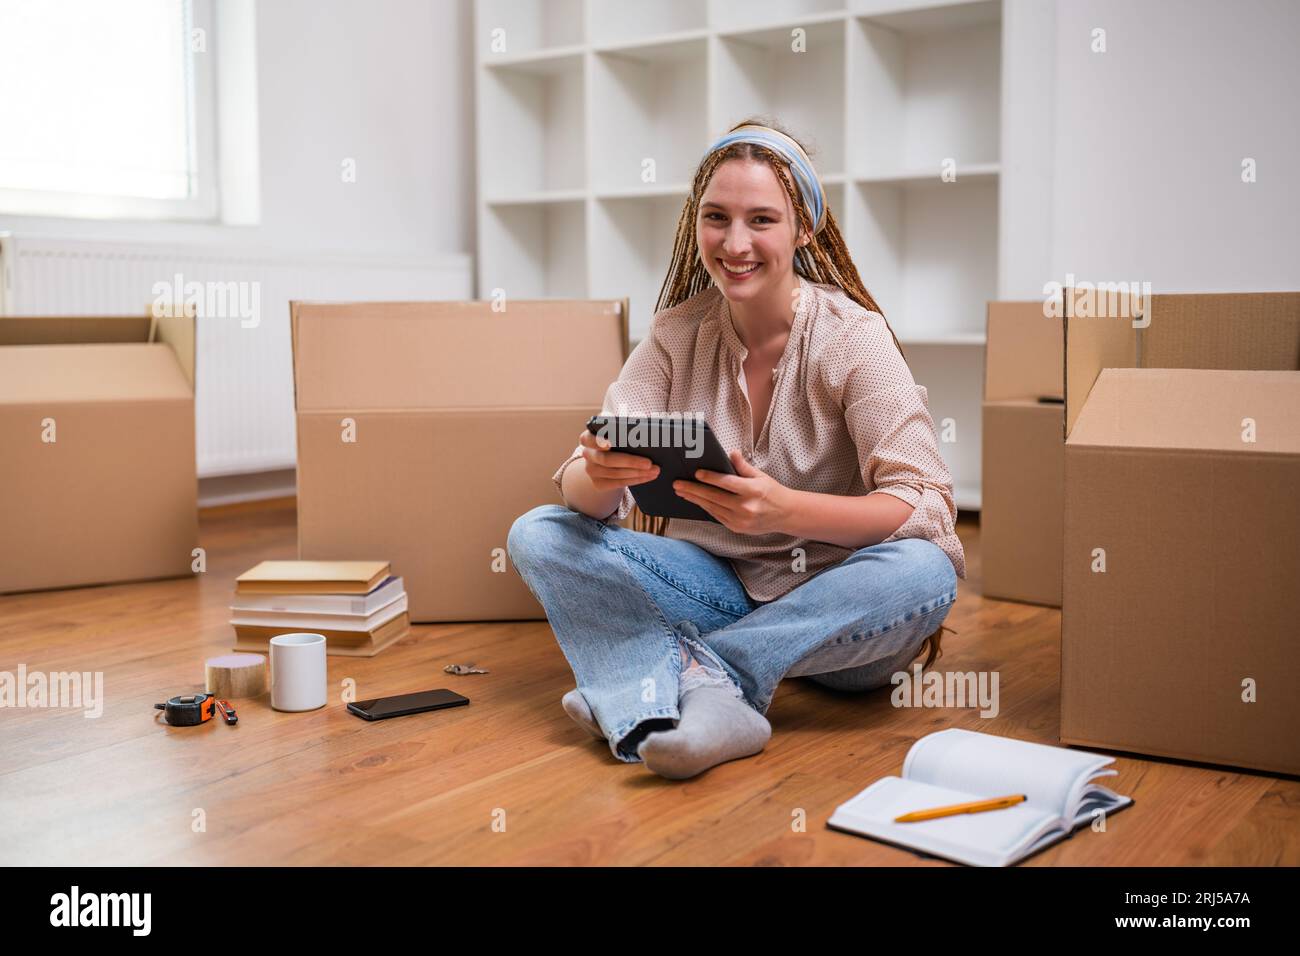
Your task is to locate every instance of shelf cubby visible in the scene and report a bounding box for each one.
[477,0,584,59]
[848,0,1001,178]
[850,0,1000,32]
[848,176,998,342]
[481,199,587,299]
[591,37,709,195]
[713,18,847,176]
[590,1,708,47]
[479,52,585,199]
[897,342,985,511]
[710,0,848,33]
[590,192,689,341]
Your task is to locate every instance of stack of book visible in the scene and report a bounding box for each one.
[230,560,410,657]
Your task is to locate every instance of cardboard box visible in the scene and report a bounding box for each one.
[1061,290,1300,776]
[0,314,198,593]
[981,302,1065,606]
[290,299,628,622]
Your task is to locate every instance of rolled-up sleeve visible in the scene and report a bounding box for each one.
[551,320,672,523]
[832,319,967,579]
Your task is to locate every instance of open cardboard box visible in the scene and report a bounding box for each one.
[0,313,198,594]
[1061,289,1300,775]
[981,301,1065,606]
[290,298,628,622]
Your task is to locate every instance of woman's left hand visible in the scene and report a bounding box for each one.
[673,450,794,535]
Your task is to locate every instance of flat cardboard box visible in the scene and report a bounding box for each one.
[291,299,628,622]
[981,302,1064,606]
[1061,290,1300,776]
[0,314,198,594]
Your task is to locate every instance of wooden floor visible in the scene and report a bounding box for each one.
[1,498,1295,866]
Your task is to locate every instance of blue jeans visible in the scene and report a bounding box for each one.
[507,504,957,764]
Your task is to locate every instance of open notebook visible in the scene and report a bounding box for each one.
[827,729,1133,866]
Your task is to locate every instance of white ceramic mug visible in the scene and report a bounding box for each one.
[270,632,327,712]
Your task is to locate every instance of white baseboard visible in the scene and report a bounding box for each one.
[199,468,297,508]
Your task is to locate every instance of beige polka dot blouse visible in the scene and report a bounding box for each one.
[552,274,967,603]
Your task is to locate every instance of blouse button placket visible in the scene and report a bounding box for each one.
[732,355,754,458]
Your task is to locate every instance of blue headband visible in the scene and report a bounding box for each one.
[703,125,826,234]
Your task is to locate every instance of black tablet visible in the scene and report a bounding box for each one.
[586,414,736,523]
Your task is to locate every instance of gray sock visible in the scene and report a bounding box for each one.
[561,687,605,739]
[637,685,771,779]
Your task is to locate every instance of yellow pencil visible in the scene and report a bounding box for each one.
[895,794,1027,823]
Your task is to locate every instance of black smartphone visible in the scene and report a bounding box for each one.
[347,689,469,721]
[586,414,736,522]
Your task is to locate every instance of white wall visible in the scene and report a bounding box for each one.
[1002,0,1300,299]
[0,0,476,261]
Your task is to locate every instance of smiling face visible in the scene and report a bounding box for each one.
[696,157,808,308]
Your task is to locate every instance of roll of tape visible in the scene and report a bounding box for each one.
[205,653,268,699]
[155,693,216,727]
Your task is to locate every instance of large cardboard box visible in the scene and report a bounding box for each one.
[0,314,198,593]
[1061,290,1300,775]
[981,302,1065,606]
[290,299,628,622]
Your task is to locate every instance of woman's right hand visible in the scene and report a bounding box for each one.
[578,429,659,493]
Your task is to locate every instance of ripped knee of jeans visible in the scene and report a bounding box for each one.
[673,627,743,700]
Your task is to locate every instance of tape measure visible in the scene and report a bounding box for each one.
[154,693,216,727]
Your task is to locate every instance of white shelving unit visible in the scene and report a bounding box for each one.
[474,0,1005,510]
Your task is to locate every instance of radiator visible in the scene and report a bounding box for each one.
[0,235,472,477]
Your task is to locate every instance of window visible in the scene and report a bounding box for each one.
[0,0,217,220]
